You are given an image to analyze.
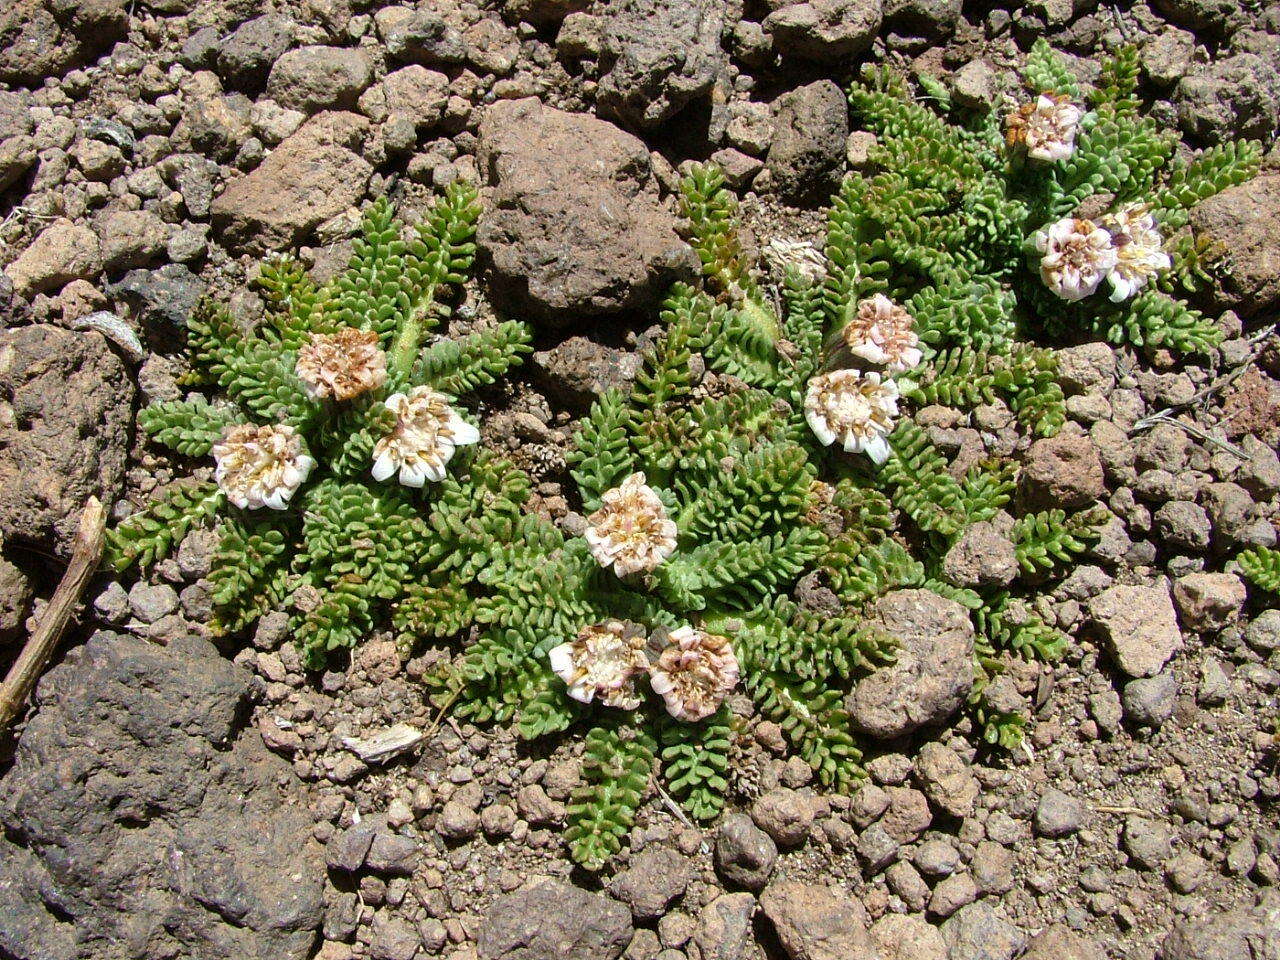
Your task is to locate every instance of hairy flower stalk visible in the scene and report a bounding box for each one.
[1034,217,1119,301]
[213,423,315,510]
[295,327,388,401]
[585,472,678,577]
[805,369,900,465]
[650,626,741,722]
[372,386,479,487]
[1006,93,1083,162]
[840,294,923,373]
[548,620,650,709]
[1102,204,1171,302]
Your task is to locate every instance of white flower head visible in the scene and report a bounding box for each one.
[650,626,740,722]
[213,423,315,510]
[585,472,678,578]
[548,619,650,709]
[1006,93,1084,162]
[1034,217,1118,301]
[763,238,828,285]
[841,294,923,373]
[804,369,900,465]
[1102,204,1171,302]
[371,386,479,487]
[295,327,388,401]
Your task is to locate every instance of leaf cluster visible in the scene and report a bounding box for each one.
[108,186,533,666]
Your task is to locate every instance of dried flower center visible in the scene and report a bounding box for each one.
[295,327,387,401]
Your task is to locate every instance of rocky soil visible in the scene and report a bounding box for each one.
[2,1,1280,960]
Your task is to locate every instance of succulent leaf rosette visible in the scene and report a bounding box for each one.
[108,185,533,665]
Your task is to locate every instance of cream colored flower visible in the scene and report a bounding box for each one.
[213,423,315,510]
[548,620,650,709]
[295,327,388,401]
[585,472,678,577]
[1102,204,1171,302]
[841,294,923,373]
[763,238,828,284]
[804,369,900,465]
[1006,93,1083,162]
[650,626,740,722]
[1034,217,1118,301]
[371,387,479,487]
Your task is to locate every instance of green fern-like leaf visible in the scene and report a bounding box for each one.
[106,481,225,571]
[565,723,655,871]
[138,396,242,457]
[417,321,533,395]
[660,709,732,821]
[1239,547,1280,593]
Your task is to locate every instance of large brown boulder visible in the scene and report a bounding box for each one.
[1190,173,1280,317]
[0,325,133,559]
[848,589,975,739]
[476,876,633,960]
[477,98,695,324]
[211,111,373,253]
[594,0,726,130]
[0,631,326,960]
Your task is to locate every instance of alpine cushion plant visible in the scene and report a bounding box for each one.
[426,299,896,871]
[834,40,1260,355]
[107,184,533,665]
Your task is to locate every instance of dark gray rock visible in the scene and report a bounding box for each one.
[1034,787,1086,838]
[715,812,778,891]
[477,97,695,323]
[327,815,381,872]
[531,336,642,410]
[0,0,127,85]
[765,80,848,205]
[323,892,360,941]
[0,90,33,140]
[375,5,467,67]
[609,847,692,921]
[0,326,133,559]
[477,877,633,960]
[216,15,296,92]
[940,902,1027,960]
[759,881,875,960]
[1153,0,1244,34]
[882,0,963,40]
[692,893,756,960]
[109,263,207,349]
[848,589,975,739]
[762,0,881,63]
[1122,671,1178,727]
[267,45,374,113]
[0,548,33,642]
[0,631,324,960]
[1158,893,1280,960]
[1175,54,1280,144]
[595,0,726,130]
